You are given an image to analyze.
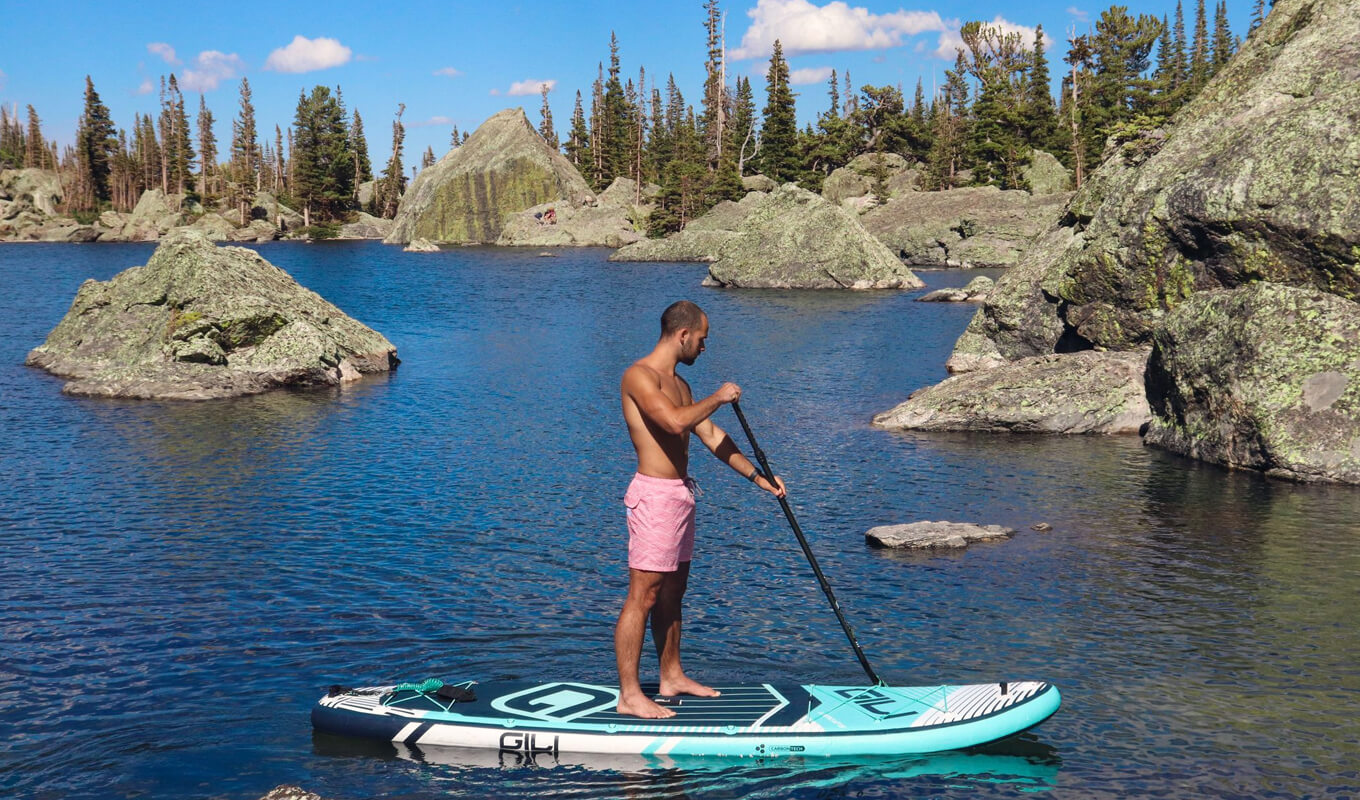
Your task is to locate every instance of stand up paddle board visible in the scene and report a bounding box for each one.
[312,677,1060,757]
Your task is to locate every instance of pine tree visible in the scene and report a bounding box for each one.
[601,32,633,184]
[274,126,286,195]
[158,74,194,196]
[292,85,355,226]
[1211,1,1235,71]
[450,125,461,147]
[539,84,558,149]
[959,22,1032,189]
[375,103,406,220]
[351,109,372,193]
[422,146,435,169]
[827,71,840,120]
[197,95,217,200]
[0,107,21,169]
[925,52,970,189]
[229,77,260,220]
[758,40,798,183]
[26,105,48,169]
[1026,25,1058,153]
[1190,0,1210,92]
[649,106,706,236]
[1250,0,1266,32]
[75,76,118,209]
[700,0,727,168]
[727,76,759,176]
[566,90,590,170]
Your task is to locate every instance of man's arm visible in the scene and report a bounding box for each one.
[622,366,740,435]
[695,418,787,498]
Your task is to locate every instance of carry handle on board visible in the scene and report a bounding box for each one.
[731,400,885,687]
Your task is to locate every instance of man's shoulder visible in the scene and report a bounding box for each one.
[622,360,661,390]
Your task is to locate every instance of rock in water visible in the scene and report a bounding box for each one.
[866,522,1016,549]
[26,229,398,400]
[404,238,440,253]
[385,108,593,245]
[1145,283,1360,483]
[614,184,923,289]
[918,275,995,303]
[873,350,1151,435]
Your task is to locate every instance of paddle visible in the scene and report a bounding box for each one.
[730,400,885,687]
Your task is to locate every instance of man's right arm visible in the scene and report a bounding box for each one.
[623,367,740,435]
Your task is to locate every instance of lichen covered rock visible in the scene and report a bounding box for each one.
[960,0,1360,360]
[385,108,593,244]
[859,186,1069,268]
[1144,283,1360,482]
[26,229,398,399]
[1020,149,1073,196]
[873,349,1151,434]
[614,184,922,289]
[496,177,654,247]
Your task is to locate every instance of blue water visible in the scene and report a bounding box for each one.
[2,241,1357,799]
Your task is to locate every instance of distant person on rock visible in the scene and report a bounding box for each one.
[615,300,786,719]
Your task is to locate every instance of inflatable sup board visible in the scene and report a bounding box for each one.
[312,678,1060,757]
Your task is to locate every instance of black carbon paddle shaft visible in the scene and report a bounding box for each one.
[731,400,884,687]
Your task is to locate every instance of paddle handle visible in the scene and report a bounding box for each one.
[731,400,884,687]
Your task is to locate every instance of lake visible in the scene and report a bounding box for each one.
[1,241,1357,799]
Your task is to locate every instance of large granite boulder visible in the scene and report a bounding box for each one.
[1145,283,1360,482]
[26,229,398,400]
[613,184,923,289]
[873,350,1151,434]
[187,212,237,241]
[118,189,188,241]
[252,191,305,231]
[495,177,654,247]
[0,168,63,215]
[385,108,594,244]
[959,0,1360,362]
[337,212,393,240]
[918,275,994,303]
[1020,150,1073,196]
[742,174,777,192]
[821,152,919,205]
[859,187,1070,268]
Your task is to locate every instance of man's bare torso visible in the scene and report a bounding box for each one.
[621,361,692,479]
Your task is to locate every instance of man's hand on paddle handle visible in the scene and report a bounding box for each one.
[755,473,787,499]
[715,382,742,404]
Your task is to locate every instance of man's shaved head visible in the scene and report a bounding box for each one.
[660,300,706,338]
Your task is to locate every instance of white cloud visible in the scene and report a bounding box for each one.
[1067,6,1090,22]
[433,67,463,78]
[505,79,556,96]
[410,115,455,127]
[264,35,352,73]
[790,66,835,84]
[147,42,180,65]
[932,17,1050,60]
[731,0,947,59]
[181,51,244,92]
[135,78,155,95]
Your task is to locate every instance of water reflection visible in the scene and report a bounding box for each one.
[311,733,1061,799]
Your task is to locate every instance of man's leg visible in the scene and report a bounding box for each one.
[653,561,720,698]
[615,567,676,719]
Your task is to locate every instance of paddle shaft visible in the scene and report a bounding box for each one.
[731,400,884,687]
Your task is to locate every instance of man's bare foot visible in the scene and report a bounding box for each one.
[617,693,677,719]
[659,675,721,698]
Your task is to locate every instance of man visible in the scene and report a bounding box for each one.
[615,300,786,719]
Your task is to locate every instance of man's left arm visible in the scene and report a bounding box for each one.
[695,418,787,498]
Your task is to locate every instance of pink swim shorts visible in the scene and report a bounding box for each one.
[624,473,697,572]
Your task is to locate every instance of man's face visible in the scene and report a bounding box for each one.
[678,317,709,366]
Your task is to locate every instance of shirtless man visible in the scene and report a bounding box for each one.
[616,300,786,719]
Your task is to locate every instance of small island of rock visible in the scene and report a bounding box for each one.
[26,229,399,399]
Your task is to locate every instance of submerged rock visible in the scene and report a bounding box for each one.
[866,522,1016,549]
[614,184,923,289]
[1145,283,1360,483]
[26,229,398,400]
[859,187,1069,268]
[873,350,1151,435]
[918,275,995,303]
[385,108,593,244]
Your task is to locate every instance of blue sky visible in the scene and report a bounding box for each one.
[0,0,1255,170]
